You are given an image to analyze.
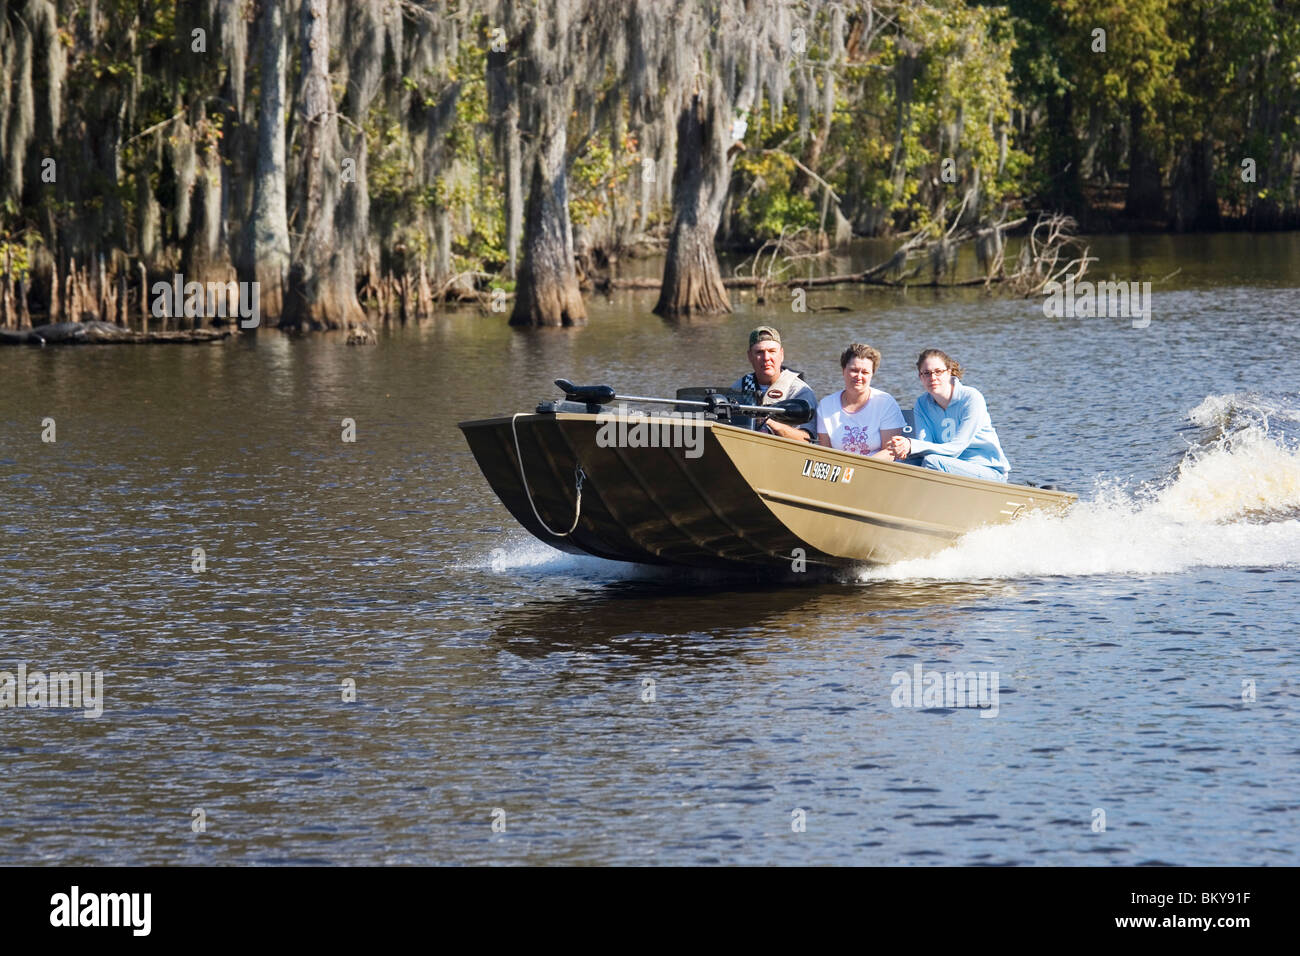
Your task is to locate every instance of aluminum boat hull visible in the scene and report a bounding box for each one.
[459,411,1075,571]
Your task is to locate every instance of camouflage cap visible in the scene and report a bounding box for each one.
[748,326,781,348]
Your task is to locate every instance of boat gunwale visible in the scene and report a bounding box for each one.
[457,411,1077,505]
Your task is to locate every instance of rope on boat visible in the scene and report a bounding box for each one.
[511,412,584,536]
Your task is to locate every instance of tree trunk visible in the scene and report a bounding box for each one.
[435,206,452,287]
[510,114,586,326]
[504,102,524,281]
[180,103,237,327]
[509,1,586,328]
[242,0,289,320]
[283,0,363,330]
[1,246,11,328]
[1125,101,1165,222]
[488,41,524,280]
[1043,90,1083,216]
[655,86,733,316]
[137,132,162,269]
[2,0,35,208]
[333,0,385,328]
[1170,136,1219,231]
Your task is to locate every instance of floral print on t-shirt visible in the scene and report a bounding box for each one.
[840,424,876,456]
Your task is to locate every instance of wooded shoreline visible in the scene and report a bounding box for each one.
[3,1,1296,331]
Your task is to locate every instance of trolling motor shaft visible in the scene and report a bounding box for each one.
[550,379,814,425]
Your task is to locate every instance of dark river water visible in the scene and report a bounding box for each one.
[2,233,1299,865]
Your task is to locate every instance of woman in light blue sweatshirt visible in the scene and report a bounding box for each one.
[885,349,1010,481]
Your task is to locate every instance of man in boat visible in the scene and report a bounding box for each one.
[731,326,817,442]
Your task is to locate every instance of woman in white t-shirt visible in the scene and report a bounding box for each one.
[817,343,906,459]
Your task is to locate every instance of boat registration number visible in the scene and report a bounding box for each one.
[802,459,843,483]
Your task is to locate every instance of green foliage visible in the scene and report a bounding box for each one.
[570,136,616,227]
[733,125,822,238]
[1057,0,1187,119]
[449,176,506,272]
[448,24,505,271]
[1183,0,1300,215]
[569,121,640,234]
[0,238,34,279]
[805,0,1030,235]
[10,0,1300,294]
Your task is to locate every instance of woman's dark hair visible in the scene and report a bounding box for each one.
[916,348,962,379]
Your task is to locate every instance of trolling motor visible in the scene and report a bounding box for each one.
[541,379,814,425]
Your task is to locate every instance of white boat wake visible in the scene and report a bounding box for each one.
[861,392,1300,581]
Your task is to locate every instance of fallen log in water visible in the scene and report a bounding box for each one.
[599,251,913,292]
[0,321,233,346]
[602,272,909,290]
[597,214,1092,297]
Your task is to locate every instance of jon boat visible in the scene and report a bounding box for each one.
[459,381,1076,572]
